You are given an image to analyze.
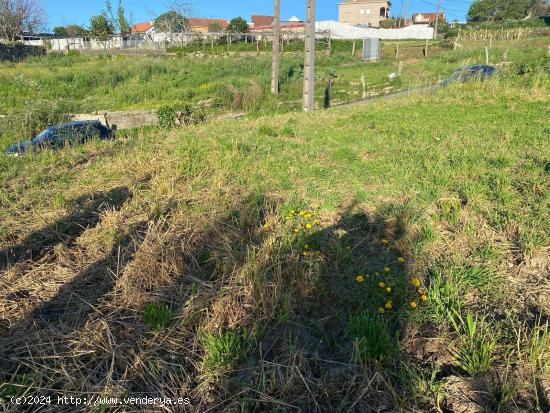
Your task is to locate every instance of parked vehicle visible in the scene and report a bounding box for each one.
[440,64,497,86]
[5,120,114,156]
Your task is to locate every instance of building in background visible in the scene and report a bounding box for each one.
[412,12,446,25]
[187,18,229,32]
[338,0,391,27]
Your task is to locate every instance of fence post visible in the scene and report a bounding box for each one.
[352,40,356,57]
[323,78,333,109]
[398,60,403,76]
[395,43,399,59]
[485,46,489,65]
[424,39,429,58]
[361,72,366,99]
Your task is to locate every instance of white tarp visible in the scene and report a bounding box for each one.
[316,21,434,40]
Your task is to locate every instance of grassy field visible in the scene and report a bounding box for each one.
[0,36,549,412]
[1,37,547,150]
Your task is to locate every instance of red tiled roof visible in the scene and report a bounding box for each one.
[250,23,305,31]
[188,18,228,28]
[131,22,153,33]
[252,15,275,27]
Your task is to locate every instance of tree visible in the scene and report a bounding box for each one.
[208,22,223,32]
[116,0,130,34]
[467,0,497,22]
[89,12,114,40]
[227,17,248,33]
[154,11,188,32]
[66,24,87,37]
[53,26,68,36]
[0,0,46,41]
[466,0,537,22]
[527,0,549,17]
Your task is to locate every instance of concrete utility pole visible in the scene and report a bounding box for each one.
[271,0,281,94]
[434,0,441,39]
[303,0,316,112]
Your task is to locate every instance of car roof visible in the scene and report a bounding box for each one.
[50,120,103,130]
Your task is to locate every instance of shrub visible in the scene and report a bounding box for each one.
[157,104,206,129]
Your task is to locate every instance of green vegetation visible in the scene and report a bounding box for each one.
[0,35,548,412]
[143,302,172,330]
[467,0,549,22]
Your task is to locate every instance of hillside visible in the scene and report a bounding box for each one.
[0,38,549,412]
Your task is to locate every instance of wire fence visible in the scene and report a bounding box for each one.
[20,30,332,55]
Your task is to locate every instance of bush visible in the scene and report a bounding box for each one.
[157,104,206,129]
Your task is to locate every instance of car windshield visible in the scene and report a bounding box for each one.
[31,127,55,144]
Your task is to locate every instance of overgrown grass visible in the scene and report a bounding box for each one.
[0,37,548,412]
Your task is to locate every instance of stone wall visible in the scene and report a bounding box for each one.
[0,43,46,61]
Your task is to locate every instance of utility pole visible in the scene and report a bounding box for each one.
[303,0,316,112]
[434,0,441,39]
[271,0,280,94]
[405,0,409,24]
[399,0,404,26]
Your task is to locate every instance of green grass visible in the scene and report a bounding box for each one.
[449,311,496,377]
[0,36,548,412]
[143,302,172,330]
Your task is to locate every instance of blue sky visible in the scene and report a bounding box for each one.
[45,0,471,29]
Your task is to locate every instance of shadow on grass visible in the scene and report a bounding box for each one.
[0,186,133,271]
[0,196,424,412]
[229,201,421,412]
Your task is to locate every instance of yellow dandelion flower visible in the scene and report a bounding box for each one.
[382,239,389,245]
[386,287,392,293]
[299,210,306,216]
[421,294,428,302]
[305,223,312,229]
[378,307,385,314]
[410,301,418,309]
[398,257,405,263]
[378,282,385,288]
[411,278,421,287]
[290,210,295,214]
[293,228,300,233]
[263,224,270,230]
[384,267,391,273]
[313,219,319,224]
[303,252,309,256]
[356,275,364,283]
[385,301,393,309]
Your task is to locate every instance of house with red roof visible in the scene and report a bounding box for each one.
[130,22,154,34]
[188,18,228,32]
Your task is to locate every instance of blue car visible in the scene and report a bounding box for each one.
[440,64,497,86]
[5,120,114,156]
